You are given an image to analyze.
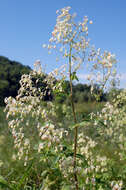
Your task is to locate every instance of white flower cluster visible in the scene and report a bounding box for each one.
[111,181,123,190]
[84,89,126,188]
[77,133,109,186]
[43,6,92,75]
[59,156,74,179]
[88,48,117,93]
[4,64,68,165]
[37,122,65,152]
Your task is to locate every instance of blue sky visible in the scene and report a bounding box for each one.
[0,0,126,87]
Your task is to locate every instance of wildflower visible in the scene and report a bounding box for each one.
[42,44,46,48]
[89,20,93,24]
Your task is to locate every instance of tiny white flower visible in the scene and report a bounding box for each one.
[42,44,46,48]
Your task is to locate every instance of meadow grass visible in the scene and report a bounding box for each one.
[0,101,122,189]
[75,101,105,116]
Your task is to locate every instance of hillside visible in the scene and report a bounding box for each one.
[0,56,31,105]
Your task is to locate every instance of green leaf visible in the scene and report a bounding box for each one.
[0,175,13,190]
[61,185,71,190]
[70,72,79,81]
[41,170,49,178]
[69,120,91,129]
[16,161,33,190]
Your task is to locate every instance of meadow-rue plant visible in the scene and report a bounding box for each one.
[43,7,94,189]
[5,6,126,190]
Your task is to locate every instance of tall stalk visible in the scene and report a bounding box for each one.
[69,45,78,190]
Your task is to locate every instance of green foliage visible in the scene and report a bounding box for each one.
[70,72,79,82]
[0,56,31,106]
[55,81,107,105]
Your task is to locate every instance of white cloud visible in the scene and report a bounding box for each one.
[118,73,126,80]
[78,73,89,80]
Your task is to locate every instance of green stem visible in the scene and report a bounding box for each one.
[69,44,79,190]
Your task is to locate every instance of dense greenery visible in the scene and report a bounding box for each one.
[0,56,31,106]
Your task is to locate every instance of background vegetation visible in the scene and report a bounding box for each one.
[0,56,31,106]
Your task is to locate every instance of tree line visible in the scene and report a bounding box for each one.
[0,56,108,106]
